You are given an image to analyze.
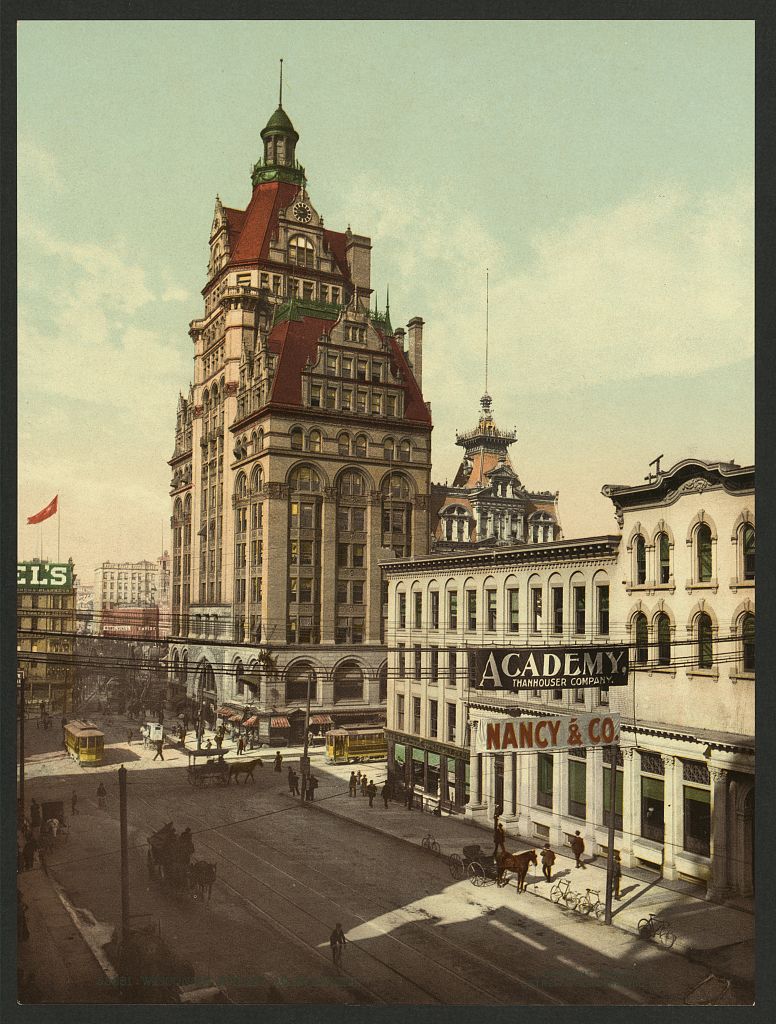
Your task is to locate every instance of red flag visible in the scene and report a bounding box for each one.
[27,495,58,525]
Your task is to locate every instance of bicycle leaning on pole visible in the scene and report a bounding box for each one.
[637,912,676,948]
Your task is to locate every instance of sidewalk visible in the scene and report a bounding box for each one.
[17,867,117,1003]
[288,757,754,987]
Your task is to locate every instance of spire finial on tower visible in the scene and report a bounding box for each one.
[485,267,489,396]
[386,283,390,316]
[279,58,284,108]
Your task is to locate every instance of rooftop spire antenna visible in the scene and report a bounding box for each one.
[279,58,283,108]
[485,268,489,394]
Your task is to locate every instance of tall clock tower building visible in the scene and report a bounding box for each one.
[167,98,432,737]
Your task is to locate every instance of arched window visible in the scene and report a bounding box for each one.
[697,612,713,668]
[289,235,315,268]
[308,429,322,453]
[288,465,322,493]
[383,436,395,461]
[381,473,412,557]
[696,524,712,582]
[256,429,264,452]
[338,433,350,457]
[635,535,646,585]
[286,661,318,702]
[378,663,388,702]
[290,427,303,451]
[353,435,367,458]
[741,613,755,673]
[657,532,671,585]
[382,472,411,500]
[656,613,671,666]
[397,439,411,462]
[234,657,244,696]
[742,524,755,580]
[339,469,367,497]
[250,464,263,492]
[635,613,648,665]
[333,660,363,702]
[235,473,248,500]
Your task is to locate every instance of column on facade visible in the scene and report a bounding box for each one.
[551,751,566,847]
[707,766,730,901]
[366,495,383,642]
[589,747,604,843]
[464,517,471,542]
[662,755,680,879]
[622,748,638,866]
[319,489,337,643]
[503,752,516,825]
[516,751,533,836]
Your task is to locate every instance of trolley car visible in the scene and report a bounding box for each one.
[64,720,105,766]
[325,726,387,764]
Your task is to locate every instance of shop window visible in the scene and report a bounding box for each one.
[602,755,623,830]
[568,754,587,820]
[683,786,711,857]
[426,752,440,795]
[537,752,553,809]
[641,775,665,842]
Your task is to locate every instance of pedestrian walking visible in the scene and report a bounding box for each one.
[348,772,357,797]
[355,770,362,791]
[612,851,622,899]
[291,770,300,796]
[97,782,107,809]
[540,843,556,881]
[381,781,390,808]
[307,774,318,801]
[360,775,368,797]
[237,737,245,756]
[571,830,585,868]
[22,836,37,871]
[366,780,376,807]
[70,789,78,817]
[492,818,506,858]
[153,739,165,761]
[215,733,223,750]
[288,766,296,793]
[274,751,283,773]
[30,800,41,830]
[330,923,347,967]
[127,729,133,746]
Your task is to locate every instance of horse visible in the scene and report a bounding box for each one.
[189,860,217,903]
[227,757,263,784]
[497,849,537,893]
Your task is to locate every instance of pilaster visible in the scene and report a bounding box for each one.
[707,766,731,901]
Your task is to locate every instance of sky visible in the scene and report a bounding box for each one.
[17,20,754,578]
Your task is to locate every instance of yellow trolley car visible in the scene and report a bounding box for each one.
[64,720,105,766]
[325,726,387,764]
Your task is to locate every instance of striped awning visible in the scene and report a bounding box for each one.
[243,716,259,728]
[309,714,334,726]
[271,716,290,729]
[216,707,231,717]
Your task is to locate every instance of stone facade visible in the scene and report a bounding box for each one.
[17,559,77,714]
[167,98,432,731]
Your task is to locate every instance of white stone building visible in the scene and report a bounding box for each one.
[384,458,754,903]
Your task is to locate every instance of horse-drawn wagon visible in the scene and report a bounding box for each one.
[187,758,230,787]
[447,843,537,892]
[146,821,217,903]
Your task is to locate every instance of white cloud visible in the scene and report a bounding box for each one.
[161,284,191,302]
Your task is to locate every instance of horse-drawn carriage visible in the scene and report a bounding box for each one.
[447,843,537,892]
[187,758,230,787]
[147,822,217,903]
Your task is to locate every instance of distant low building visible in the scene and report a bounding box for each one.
[94,554,171,636]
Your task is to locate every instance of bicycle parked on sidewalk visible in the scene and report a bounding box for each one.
[577,888,605,919]
[421,833,440,855]
[638,912,676,948]
[549,877,580,910]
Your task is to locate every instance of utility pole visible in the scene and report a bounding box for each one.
[603,743,619,925]
[119,766,130,948]
[18,670,26,823]
[299,671,313,801]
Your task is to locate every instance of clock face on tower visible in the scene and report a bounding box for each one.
[293,202,312,223]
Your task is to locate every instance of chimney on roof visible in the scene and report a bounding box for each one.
[345,231,372,295]
[394,327,406,352]
[407,317,424,391]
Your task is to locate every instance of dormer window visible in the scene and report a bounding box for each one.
[289,235,315,268]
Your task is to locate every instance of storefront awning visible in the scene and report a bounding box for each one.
[243,716,259,728]
[310,714,334,726]
[216,707,231,717]
[271,716,290,729]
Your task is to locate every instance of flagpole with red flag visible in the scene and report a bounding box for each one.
[27,496,59,561]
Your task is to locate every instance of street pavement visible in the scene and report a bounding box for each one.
[18,710,752,1005]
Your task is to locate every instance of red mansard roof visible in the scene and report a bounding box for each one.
[261,316,430,425]
[221,183,352,281]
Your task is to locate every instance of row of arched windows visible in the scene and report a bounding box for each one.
[630,520,754,586]
[288,427,415,462]
[632,608,754,673]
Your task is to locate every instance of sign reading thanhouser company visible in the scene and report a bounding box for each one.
[474,645,628,691]
[481,713,621,752]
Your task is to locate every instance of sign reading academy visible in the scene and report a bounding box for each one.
[474,645,628,691]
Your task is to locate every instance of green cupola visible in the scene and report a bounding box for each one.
[252,61,306,187]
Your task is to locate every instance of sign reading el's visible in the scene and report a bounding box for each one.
[17,561,73,590]
[475,645,628,691]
